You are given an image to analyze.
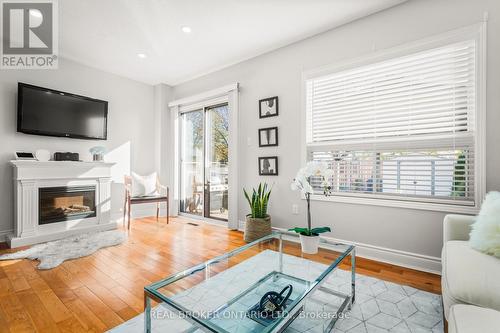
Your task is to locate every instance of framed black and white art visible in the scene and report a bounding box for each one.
[258,127,278,147]
[258,156,278,176]
[259,96,279,118]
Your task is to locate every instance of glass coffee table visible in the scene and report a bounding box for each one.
[144,231,355,333]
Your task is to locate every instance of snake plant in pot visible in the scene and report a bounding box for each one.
[243,183,272,243]
[290,161,332,254]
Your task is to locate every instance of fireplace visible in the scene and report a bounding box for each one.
[39,186,97,225]
[10,160,115,248]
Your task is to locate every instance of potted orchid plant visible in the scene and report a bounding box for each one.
[290,161,332,254]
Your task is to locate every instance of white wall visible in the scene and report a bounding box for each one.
[154,84,174,184]
[171,0,500,272]
[0,58,157,239]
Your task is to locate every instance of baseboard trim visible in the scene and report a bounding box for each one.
[0,229,13,243]
[239,221,441,275]
[238,220,245,231]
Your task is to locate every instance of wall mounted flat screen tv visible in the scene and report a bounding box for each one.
[17,83,108,140]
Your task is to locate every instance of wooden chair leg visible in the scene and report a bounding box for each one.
[156,202,160,222]
[127,200,131,230]
[166,199,169,224]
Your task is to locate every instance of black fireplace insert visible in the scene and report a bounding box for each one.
[39,186,96,225]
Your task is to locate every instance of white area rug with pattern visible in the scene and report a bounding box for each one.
[110,250,443,333]
[0,230,126,270]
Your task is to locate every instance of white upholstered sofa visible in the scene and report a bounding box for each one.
[448,304,500,333]
[442,214,500,332]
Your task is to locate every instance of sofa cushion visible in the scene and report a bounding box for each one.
[442,240,500,316]
[449,304,500,333]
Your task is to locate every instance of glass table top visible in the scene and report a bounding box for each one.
[144,231,355,333]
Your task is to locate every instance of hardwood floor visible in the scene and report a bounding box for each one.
[0,217,441,332]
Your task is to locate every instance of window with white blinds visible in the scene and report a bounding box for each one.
[305,40,477,206]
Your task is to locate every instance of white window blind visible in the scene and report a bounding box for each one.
[306,40,477,206]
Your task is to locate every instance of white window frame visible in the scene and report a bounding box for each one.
[301,24,486,214]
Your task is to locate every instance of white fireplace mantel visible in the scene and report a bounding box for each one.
[9,160,116,248]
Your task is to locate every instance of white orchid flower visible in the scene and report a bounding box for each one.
[291,161,331,195]
[302,180,314,194]
[305,161,328,177]
[323,168,334,178]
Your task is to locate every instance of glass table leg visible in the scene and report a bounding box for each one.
[350,247,356,308]
[144,292,151,333]
[279,233,283,273]
[320,246,356,332]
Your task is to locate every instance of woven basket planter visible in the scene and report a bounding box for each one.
[244,215,272,243]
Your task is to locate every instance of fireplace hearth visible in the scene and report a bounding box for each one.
[39,186,97,224]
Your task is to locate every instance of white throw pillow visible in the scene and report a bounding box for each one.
[131,172,158,197]
[470,191,500,258]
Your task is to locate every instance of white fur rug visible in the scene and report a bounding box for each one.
[0,230,126,269]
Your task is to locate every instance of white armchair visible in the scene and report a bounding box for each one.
[443,214,475,243]
[442,214,500,321]
[449,304,500,333]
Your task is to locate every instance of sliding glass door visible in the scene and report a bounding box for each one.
[205,105,229,220]
[180,110,204,216]
[180,104,229,221]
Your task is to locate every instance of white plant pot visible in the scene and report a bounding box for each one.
[299,234,320,254]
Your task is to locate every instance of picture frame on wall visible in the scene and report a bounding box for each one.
[258,127,278,147]
[259,156,278,176]
[259,96,279,118]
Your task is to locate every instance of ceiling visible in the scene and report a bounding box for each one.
[59,0,406,85]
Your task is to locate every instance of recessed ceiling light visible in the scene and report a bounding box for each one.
[137,53,147,59]
[29,9,42,18]
[181,26,192,34]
